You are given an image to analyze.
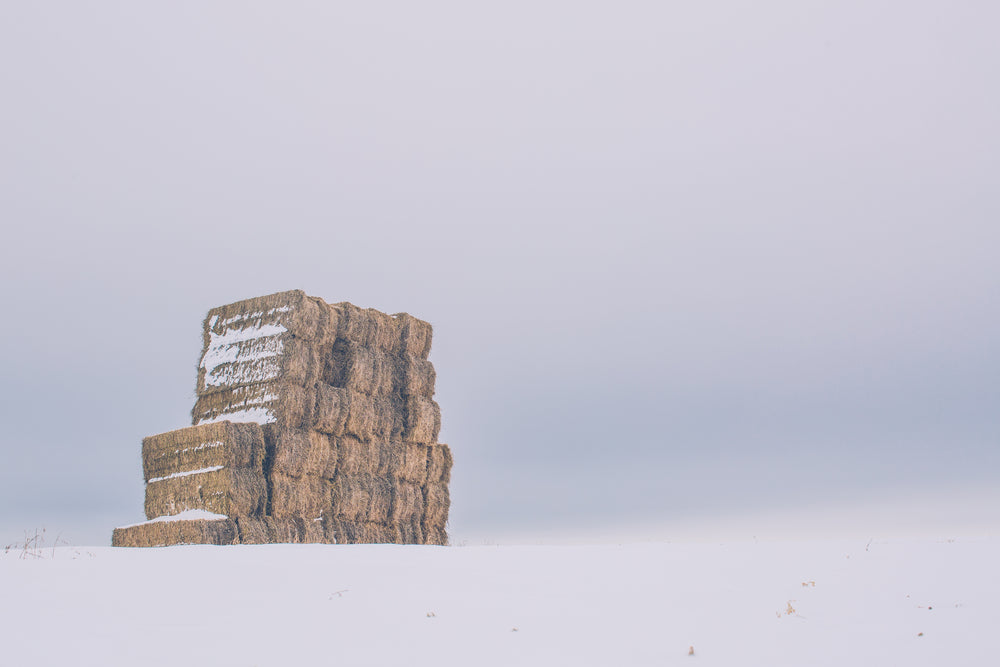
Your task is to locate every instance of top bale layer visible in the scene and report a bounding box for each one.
[202,290,335,348]
[197,294,434,396]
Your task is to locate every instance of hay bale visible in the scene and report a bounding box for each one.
[422,481,450,528]
[330,474,394,522]
[393,519,424,545]
[393,312,433,359]
[271,429,334,478]
[425,444,453,484]
[330,474,371,521]
[313,384,348,435]
[202,290,327,348]
[334,436,392,478]
[191,382,315,430]
[328,520,397,544]
[141,421,265,483]
[269,473,330,519]
[112,516,238,547]
[403,396,440,443]
[390,481,424,523]
[333,303,401,351]
[323,341,401,396]
[341,392,402,441]
[143,467,266,520]
[368,477,393,523]
[389,442,429,484]
[422,524,449,546]
[197,335,323,396]
[400,355,436,397]
[234,517,271,544]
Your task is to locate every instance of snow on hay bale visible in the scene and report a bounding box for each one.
[144,467,267,520]
[112,511,237,547]
[191,382,316,430]
[141,421,265,483]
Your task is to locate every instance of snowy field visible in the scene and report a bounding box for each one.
[2,535,996,666]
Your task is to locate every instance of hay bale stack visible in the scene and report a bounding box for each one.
[115,291,452,546]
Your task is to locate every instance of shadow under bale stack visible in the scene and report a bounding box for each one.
[113,290,452,547]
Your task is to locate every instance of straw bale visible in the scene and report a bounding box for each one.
[334,436,392,478]
[196,335,323,396]
[141,421,265,483]
[324,341,400,395]
[422,481,451,528]
[234,517,271,544]
[144,468,266,520]
[271,429,334,478]
[328,520,397,545]
[191,383,315,431]
[269,473,330,519]
[333,303,401,351]
[342,392,403,441]
[393,312,433,359]
[403,396,441,443]
[247,517,328,544]
[422,524,449,546]
[329,474,394,522]
[202,290,324,348]
[112,517,238,547]
[425,444,453,484]
[330,474,370,521]
[390,481,424,523]
[389,442,429,484]
[394,519,424,545]
[368,477,393,523]
[400,355,436,397]
[313,384,348,435]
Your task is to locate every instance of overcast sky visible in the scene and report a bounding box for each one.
[1,2,997,545]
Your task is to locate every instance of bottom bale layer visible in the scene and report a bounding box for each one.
[327,520,399,544]
[422,523,448,546]
[269,473,330,519]
[237,517,328,544]
[112,517,238,547]
[394,519,424,545]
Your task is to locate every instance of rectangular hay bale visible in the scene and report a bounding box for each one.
[112,516,238,547]
[422,481,450,528]
[141,421,265,483]
[328,520,397,544]
[425,444,453,484]
[191,382,316,430]
[403,396,440,443]
[393,312,433,359]
[268,472,330,519]
[333,436,392,478]
[390,481,425,523]
[271,429,335,478]
[144,467,266,519]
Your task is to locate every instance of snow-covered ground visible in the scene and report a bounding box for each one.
[2,535,996,666]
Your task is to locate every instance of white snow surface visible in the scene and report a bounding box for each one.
[147,466,225,484]
[1,536,995,666]
[115,509,229,529]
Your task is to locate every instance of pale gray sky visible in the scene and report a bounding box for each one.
[1,2,997,545]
